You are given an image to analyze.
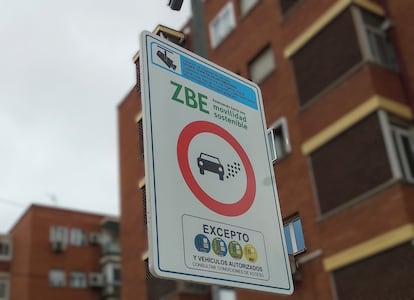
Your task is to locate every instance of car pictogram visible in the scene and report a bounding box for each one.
[197,153,224,181]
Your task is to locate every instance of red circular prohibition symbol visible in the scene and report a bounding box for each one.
[177,121,256,217]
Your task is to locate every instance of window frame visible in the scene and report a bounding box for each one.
[49,269,66,288]
[140,184,147,225]
[209,2,236,49]
[0,277,9,300]
[352,7,398,71]
[70,228,87,247]
[70,271,87,289]
[103,263,121,285]
[137,115,144,159]
[0,238,11,261]
[248,45,276,84]
[112,266,121,285]
[308,110,408,218]
[390,125,414,183]
[50,226,68,243]
[239,0,259,17]
[267,117,291,163]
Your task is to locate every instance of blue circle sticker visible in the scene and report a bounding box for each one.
[194,234,211,253]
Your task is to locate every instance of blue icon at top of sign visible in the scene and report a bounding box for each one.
[156,47,177,70]
[151,43,182,75]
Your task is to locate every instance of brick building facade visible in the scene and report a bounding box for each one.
[7,204,120,300]
[118,0,414,299]
[0,234,11,300]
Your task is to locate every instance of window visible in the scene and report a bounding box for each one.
[391,126,414,182]
[0,278,9,300]
[310,113,393,214]
[0,238,11,260]
[49,269,66,287]
[103,263,121,285]
[70,229,87,247]
[334,243,413,299]
[209,2,236,48]
[290,7,398,106]
[267,118,291,163]
[291,8,363,106]
[0,282,4,299]
[70,272,87,288]
[239,0,259,16]
[279,0,300,15]
[137,117,144,159]
[113,266,121,285]
[248,46,276,84]
[0,243,9,256]
[284,217,306,255]
[360,9,398,70]
[141,185,147,225]
[50,226,68,251]
[50,226,68,243]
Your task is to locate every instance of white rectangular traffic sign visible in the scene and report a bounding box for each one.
[140,31,293,295]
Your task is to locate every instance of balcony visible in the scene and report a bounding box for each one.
[100,241,120,266]
[100,217,119,231]
[100,217,120,262]
[102,243,121,256]
[102,284,120,299]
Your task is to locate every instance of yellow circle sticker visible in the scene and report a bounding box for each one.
[244,244,258,263]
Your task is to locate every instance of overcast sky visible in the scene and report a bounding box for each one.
[0,0,192,232]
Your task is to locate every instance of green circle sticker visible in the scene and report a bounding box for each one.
[211,237,227,257]
[228,241,243,259]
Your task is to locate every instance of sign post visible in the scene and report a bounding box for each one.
[140,31,293,295]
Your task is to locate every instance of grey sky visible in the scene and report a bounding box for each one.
[0,0,192,232]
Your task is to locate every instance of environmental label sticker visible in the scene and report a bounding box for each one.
[182,214,270,281]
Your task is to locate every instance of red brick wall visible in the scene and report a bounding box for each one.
[0,261,10,272]
[10,208,33,300]
[118,0,414,299]
[29,206,102,300]
[193,0,414,299]
[10,205,105,300]
[118,87,148,300]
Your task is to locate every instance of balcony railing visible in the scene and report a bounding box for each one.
[103,284,121,297]
[101,243,121,256]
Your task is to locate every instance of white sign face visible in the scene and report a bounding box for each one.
[140,31,293,295]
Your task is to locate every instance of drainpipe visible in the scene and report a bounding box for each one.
[191,0,208,58]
